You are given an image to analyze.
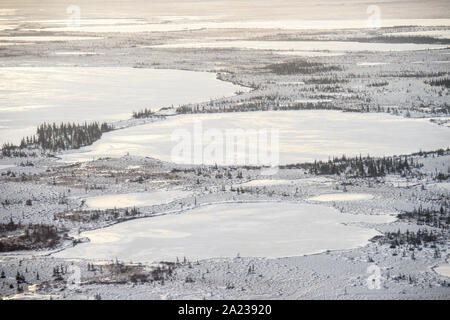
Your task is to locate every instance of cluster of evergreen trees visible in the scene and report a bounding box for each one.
[176,101,362,114]
[1,144,29,157]
[305,77,349,85]
[426,77,450,89]
[56,207,140,223]
[356,36,450,45]
[2,121,113,156]
[280,154,420,177]
[368,81,389,87]
[398,205,449,230]
[0,222,61,252]
[0,218,21,233]
[377,229,442,248]
[29,121,112,151]
[265,60,342,75]
[132,108,155,119]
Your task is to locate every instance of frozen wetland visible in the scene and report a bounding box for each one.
[55,202,395,263]
[84,190,192,210]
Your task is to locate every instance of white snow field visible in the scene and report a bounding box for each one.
[427,182,450,193]
[0,67,245,144]
[84,190,192,210]
[383,30,450,39]
[55,202,395,263]
[307,193,374,202]
[60,110,450,165]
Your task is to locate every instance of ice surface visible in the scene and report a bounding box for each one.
[84,190,192,210]
[24,19,450,33]
[0,67,245,144]
[60,110,450,165]
[55,202,395,263]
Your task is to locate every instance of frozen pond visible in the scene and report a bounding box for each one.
[55,202,396,262]
[0,67,244,144]
[84,190,192,210]
[61,110,450,165]
[151,40,448,53]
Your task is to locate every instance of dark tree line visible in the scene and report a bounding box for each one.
[56,206,140,223]
[176,101,362,114]
[426,77,450,89]
[355,36,450,45]
[2,121,113,156]
[376,229,442,248]
[0,221,62,252]
[280,154,422,177]
[132,108,155,119]
[398,205,449,230]
[265,60,342,75]
[30,121,112,150]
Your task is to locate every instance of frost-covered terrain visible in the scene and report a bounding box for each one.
[0,0,449,300]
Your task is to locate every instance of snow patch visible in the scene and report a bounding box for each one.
[307,193,374,202]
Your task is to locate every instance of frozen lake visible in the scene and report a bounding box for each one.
[84,190,192,210]
[0,67,244,145]
[61,110,450,165]
[55,201,395,262]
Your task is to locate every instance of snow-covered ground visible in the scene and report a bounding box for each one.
[0,3,449,300]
